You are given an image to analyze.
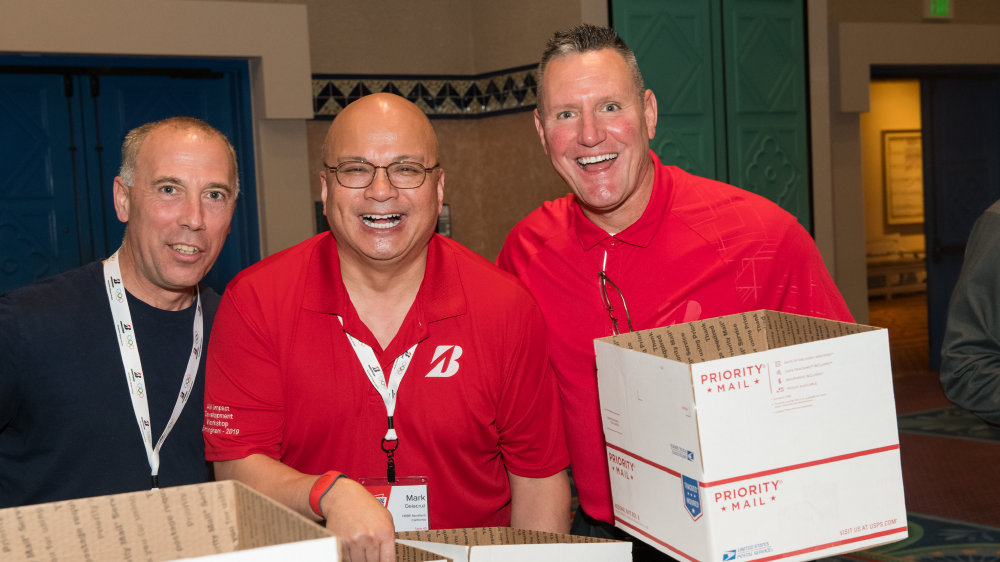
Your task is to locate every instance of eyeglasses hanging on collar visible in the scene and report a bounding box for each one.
[599,271,633,336]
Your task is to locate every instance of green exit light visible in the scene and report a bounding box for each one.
[926,0,953,18]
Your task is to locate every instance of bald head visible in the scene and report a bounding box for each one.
[323,93,438,166]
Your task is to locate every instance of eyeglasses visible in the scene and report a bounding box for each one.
[324,160,440,189]
[599,271,633,336]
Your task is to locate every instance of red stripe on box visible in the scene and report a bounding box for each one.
[612,520,907,562]
[700,445,900,488]
[615,517,701,562]
[604,443,899,487]
[753,527,908,562]
[607,443,681,478]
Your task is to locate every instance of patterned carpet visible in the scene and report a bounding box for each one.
[822,513,1000,562]
[899,407,1000,444]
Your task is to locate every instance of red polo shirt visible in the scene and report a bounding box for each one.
[204,233,569,529]
[497,151,853,524]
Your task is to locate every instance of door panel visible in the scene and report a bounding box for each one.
[721,0,811,231]
[922,75,1000,369]
[0,74,80,293]
[614,0,724,180]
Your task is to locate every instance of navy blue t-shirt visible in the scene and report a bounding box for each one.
[0,260,220,507]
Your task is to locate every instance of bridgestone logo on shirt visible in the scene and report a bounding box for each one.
[425,346,462,377]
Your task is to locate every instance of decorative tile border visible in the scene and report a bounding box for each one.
[312,63,539,120]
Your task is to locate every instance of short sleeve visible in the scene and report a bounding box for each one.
[495,300,570,478]
[940,209,1000,425]
[0,295,19,428]
[766,222,855,323]
[203,289,285,461]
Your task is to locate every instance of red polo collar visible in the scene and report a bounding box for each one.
[573,150,671,251]
[303,233,467,356]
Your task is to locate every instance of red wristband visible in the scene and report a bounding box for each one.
[309,471,347,518]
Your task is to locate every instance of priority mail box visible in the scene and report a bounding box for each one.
[0,480,447,562]
[594,310,907,562]
[397,527,631,561]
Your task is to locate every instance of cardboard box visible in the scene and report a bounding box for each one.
[594,310,907,562]
[397,527,631,561]
[0,480,447,562]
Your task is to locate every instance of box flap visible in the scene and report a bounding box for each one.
[398,527,513,546]
[598,312,770,364]
[0,481,343,562]
[597,311,881,364]
[397,527,622,546]
[762,311,879,350]
[231,480,330,551]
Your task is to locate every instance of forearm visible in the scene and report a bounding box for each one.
[214,454,322,521]
[509,469,571,534]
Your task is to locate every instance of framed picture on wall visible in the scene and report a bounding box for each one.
[882,130,924,225]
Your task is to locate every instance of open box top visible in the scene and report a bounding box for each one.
[598,310,880,364]
[0,480,446,562]
[396,527,630,562]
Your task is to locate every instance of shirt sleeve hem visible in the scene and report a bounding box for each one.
[505,456,571,479]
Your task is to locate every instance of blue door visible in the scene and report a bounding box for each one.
[0,74,81,290]
[0,58,259,295]
[921,74,1000,369]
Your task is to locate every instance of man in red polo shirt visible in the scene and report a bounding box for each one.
[205,93,570,562]
[497,24,853,559]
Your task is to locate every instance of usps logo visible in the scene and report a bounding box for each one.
[671,444,695,462]
[723,550,736,561]
[683,475,702,521]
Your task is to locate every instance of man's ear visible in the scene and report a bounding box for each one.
[643,89,658,140]
[534,108,550,155]
[435,168,445,216]
[320,171,329,217]
[113,177,131,223]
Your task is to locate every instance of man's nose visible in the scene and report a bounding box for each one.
[365,167,399,201]
[578,112,605,147]
[179,193,207,230]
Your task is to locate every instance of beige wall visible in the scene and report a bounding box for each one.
[860,80,924,254]
[829,0,1000,24]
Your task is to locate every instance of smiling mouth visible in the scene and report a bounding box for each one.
[171,244,200,255]
[362,214,402,229]
[576,153,618,170]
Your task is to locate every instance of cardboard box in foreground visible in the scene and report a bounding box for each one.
[0,480,447,562]
[397,527,631,561]
[595,310,907,562]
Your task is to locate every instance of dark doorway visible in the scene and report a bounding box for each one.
[0,55,260,295]
[873,66,1000,371]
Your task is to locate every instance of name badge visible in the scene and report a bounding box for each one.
[358,476,430,531]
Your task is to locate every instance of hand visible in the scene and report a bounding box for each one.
[322,478,396,562]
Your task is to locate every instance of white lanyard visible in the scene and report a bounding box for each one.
[103,250,203,489]
[337,316,417,482]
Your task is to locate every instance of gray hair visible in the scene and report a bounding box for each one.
[537,24,646,112]
[119,116,239,196]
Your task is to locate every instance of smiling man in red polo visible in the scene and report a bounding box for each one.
[497,24,853,560]
[204,93,570,562]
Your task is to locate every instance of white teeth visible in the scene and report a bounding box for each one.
[362,214,402,229]
[172,244,199,255]
[576,153,618,165]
